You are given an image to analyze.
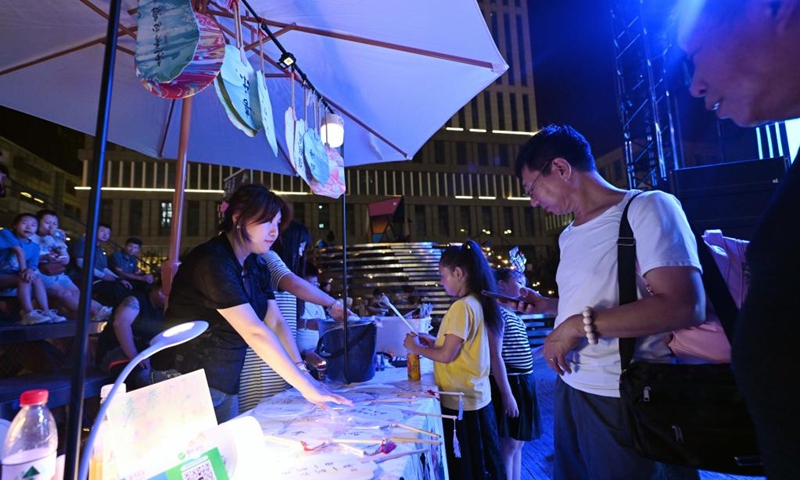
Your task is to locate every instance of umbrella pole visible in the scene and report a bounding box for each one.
[64,0,122,478]
[162,98,193,295]
[340,161,349,380]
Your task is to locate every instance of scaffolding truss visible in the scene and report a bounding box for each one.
[611,0,680,190]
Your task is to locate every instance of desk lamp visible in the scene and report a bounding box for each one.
[77,321,208,480]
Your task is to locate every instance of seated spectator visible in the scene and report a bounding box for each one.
[366,288,391,315]
[95,278,167,389]
[0,213,66,324]
[109,237,154,292]
[33,210,112,322]
[70,223,132,306]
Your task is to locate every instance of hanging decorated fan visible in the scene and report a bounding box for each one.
[135,0,224,99]
[302,98,331,184]
[256,70,278,157]
[213,2,261,136]
[310,145,346,199]
[303,129,330,184]
[285,107,311,183]
[255,34,278,157]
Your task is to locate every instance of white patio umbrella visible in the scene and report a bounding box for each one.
[0,1,506,478]
[0,0,506,171]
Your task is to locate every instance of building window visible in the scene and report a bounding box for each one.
[484,92,493,131]
[414,205,427,238]
[159,201,172,237]
[496,92,506,130]
[438,206,450,237]
[498,144,511,167]
[293,204,306,225]
[434,140,446,165]
[459,206,471,237]
[503,207,514,233]
[524,207,536,236]
[129,200,143,236]
[318,203,330,231]
[456,142,468,165]
[101,199,113,226]
[187,200,200,237]
[481,206,493,235]
[510,93,519,131]
[346,203,355,237]
[478,143,489,166]
[503,14,514,85]
[522,94,532,132]
[516,15,528,86]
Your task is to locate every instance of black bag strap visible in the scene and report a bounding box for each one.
[316,322,375,360]
[618,193,740,370]
[618,192,643,369]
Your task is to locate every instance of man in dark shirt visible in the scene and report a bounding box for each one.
[96,280,167,388]
[109,237,154,292]
[678,2,800,478]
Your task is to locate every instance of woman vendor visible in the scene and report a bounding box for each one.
[159,184,350,422]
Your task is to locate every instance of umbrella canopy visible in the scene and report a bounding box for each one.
[0,0,507,172]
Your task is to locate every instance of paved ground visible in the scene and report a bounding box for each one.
[519,358,765,480]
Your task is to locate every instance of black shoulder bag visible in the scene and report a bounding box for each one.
[617,195,762,475]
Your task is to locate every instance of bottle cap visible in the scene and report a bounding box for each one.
[19,389,49,406]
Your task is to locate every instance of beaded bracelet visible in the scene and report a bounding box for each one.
[583,306,598,345]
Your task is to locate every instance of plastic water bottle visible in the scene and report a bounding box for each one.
[89,383,123,480]
[1,389,57,480]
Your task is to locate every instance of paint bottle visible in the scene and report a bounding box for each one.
[407,353,421,381]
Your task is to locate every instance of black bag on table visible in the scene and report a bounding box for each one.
[316,318,376,384]
[616,194,761,475]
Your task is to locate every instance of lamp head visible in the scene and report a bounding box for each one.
[278,52,296,69]
[149,321,208,353]
[321,112,345,148]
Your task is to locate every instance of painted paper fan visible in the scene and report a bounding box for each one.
[310,145,346,198]
[136,4,224,99]
[256,70,278,157]
[303,129,331,184]
[285,108,311,183]
[215,44,260,136]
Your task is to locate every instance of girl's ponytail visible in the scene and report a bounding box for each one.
[440,240,504,336]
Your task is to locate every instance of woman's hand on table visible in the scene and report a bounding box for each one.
[300,382,353,408]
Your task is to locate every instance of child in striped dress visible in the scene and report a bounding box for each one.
[491,267,542,480]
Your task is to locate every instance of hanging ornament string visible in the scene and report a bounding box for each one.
[258,30,264,74]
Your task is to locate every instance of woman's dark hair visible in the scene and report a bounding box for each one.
[219,184,292,248]
[514,124,596,179]
[439,240,503,336]
[273,220,311,276]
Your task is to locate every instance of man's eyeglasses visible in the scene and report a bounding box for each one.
[523,159,553,199]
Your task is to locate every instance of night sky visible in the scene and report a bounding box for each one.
[528,0,621,156]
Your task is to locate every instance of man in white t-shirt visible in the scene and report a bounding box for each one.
[514,125,705,480]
